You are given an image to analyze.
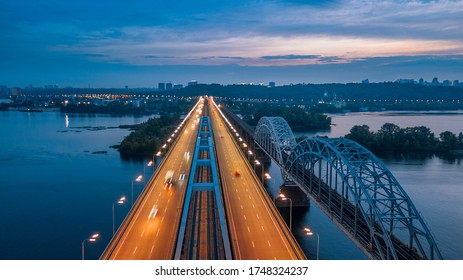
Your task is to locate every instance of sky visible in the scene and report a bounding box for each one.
[1,0,462,88]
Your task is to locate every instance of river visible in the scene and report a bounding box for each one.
[0,110,462,260]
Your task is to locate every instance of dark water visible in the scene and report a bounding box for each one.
[1,110,462,260]
[0,111,152,260]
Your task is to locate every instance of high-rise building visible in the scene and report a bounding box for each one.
[166,83,173,91]
[269,82,276,87]
[173,84,183,90]
[188,80,198,86]
[158,83,166,91]
[452,80,460,87]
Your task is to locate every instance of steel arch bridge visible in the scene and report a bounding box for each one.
[254,117,443,260]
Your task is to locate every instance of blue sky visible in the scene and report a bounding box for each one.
[1,0,462,87]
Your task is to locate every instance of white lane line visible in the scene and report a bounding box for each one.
[274,257,277,260]
[247,226,251,233]
[267,240,271,247]
[252,241,255,248]
[150,246,154,254]
[237,196,240,200]
[246,188,249,192]
[256,214,260,220]
[248,195,251,200]
[252,204,255,209]
[241,205,244,210]
[133,246,138,254]
[244,215,247,220]
[141,229,145,237]
[261,226,265,231]
[156,229,160,237]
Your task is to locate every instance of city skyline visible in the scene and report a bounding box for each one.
[1,0,463,87]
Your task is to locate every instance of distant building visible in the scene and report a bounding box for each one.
[166,83,173,91]
[395,79,415,84]
[269,82,276,87]
[173,84,183,90]
[158,83,165,91]
[419,78,424,85]
[361,79,369,84]
[188,80,198,86]
[452,80,460,87]
[431,77,440,86]
[44,84,58,89]
[443,80,451,87]
[0,85,8,95]
[125,85,129,90]
[9,87,22,96]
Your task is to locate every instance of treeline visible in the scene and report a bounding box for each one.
[240,102,331,132]
[116,115,179,158]
[345,123,463,156]
[178,83,463,101]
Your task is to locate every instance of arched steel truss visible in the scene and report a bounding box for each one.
[254,117,442,260]
[254,117,297,165]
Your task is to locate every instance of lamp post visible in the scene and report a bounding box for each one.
[247,150,253,161]
[279,194,292,231]
[82,233,100,260]
[304,227,320,260]
[254,160,264,184]
[144,160,154,178]
[131,175,143,206]
[112,196,126,235]
[264,173,274,187]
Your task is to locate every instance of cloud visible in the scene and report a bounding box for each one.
[261,54,320,60]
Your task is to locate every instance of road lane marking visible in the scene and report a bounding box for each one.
[267,241,272,247]
[150,246,154,254]
[252,241,255,248]
[247,226,250,232]
[237,196,240,200]
[256,214,260,220]
[241,205,243,210]
[244,215,247,220]
[141,229,145,237]
[252,204,255,209]
[133,246,138,254]
[261,226,265,231]
[156,229,160,237]
[248,195,251,200]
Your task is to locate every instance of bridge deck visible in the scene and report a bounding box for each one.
[210,98,306,260]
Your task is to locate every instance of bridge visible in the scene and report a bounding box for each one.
[254,116,443,260]
[100,97,306,260]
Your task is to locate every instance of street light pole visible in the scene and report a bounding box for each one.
[131,175,142,206]
[254,159,264,185]
[112,196,126,235]
[304,227,320,260]
[276,194,293,231]
[82,233,100,260]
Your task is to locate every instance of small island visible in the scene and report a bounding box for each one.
[114,115,180,159]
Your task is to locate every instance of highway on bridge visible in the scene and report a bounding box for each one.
[101,99,203,259]
[208,98,306,260]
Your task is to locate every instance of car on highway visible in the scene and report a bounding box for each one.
[148,205,158,219]
[235,171,240,177]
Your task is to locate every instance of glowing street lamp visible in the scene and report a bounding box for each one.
[112,196,126,235]
[278,194,293,231]
[82,233,100,260]
[254,160,264,184]
[131,175,143,206]
[304,227,320,260]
